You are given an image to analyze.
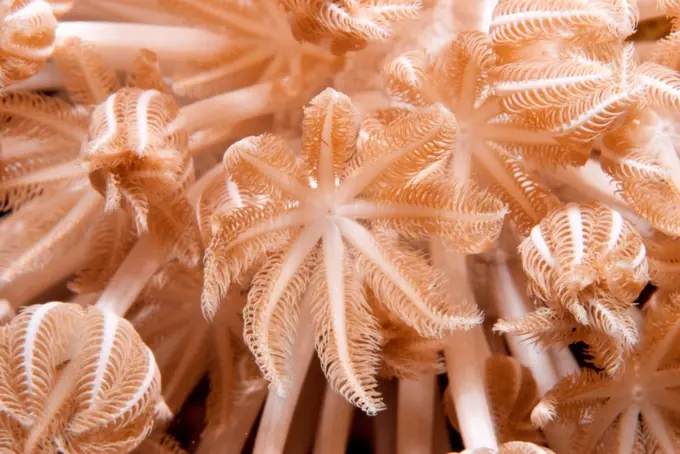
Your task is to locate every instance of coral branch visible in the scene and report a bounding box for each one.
[314,385,355,454]
[94,235,165,316]
[431,243,498,451]
[396,375,436,454]
[0,241,87,307]
[173,83,277,134]
[55,22,227,70]
[252,296,316,454]
[68,0,182,24]
[223,389,268,453]
[0,63,63,93]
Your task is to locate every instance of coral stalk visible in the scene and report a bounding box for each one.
[252,296,316,454]
[372,380,398,454]
[314,385,355,454]
[173,83,277,134]
[0,241,87,307]
[444,326,498,451]
[0,63,63,93]
[94,234,164,316]
[55,22,227,70]
[67,0,181,24]
[489,255,577,453]
[163,330,210,414]
[638,0,664,20]
[489,256,561,395]
[432,243,498,451]
[396,375,436,454]
[223,388,268,453]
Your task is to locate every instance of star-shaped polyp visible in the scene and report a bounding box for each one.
[201,88,506,414]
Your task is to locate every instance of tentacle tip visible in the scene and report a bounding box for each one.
[492,319,511,334]
[154,399,173,423]
[363,407,380,417]
[568,303,589,326]
[471,311,485,325]
[615,328,639,350]
[363,400,386,416]
[603,363,624,377]
[530,400,556,428]
[200,295,219,322]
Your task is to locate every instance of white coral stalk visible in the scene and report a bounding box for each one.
[55,22,227,70]
[252,295,316,454]
[432,243,498,451]
[489,254,578,453]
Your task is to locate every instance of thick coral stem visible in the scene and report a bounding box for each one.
[55,22,227,70]
[314,385,355,454]
[0,242,87,307]
[223,390,268,452]
[444,326,498,451]
[94,235,165,316]
[396,375,436,454]
[431,243,498,451]
[163,329,209,413]
[490,255,577,453]
[490,256,561,394]
[638,0,663,21]
[0,63,63,93]
[173,83,277,134]
[252,297,316,454]
[67,0,182,24]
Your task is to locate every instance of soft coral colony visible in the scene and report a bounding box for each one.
[0,0,679,452]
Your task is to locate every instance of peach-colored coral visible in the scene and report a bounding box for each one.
[0,0,57,86]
